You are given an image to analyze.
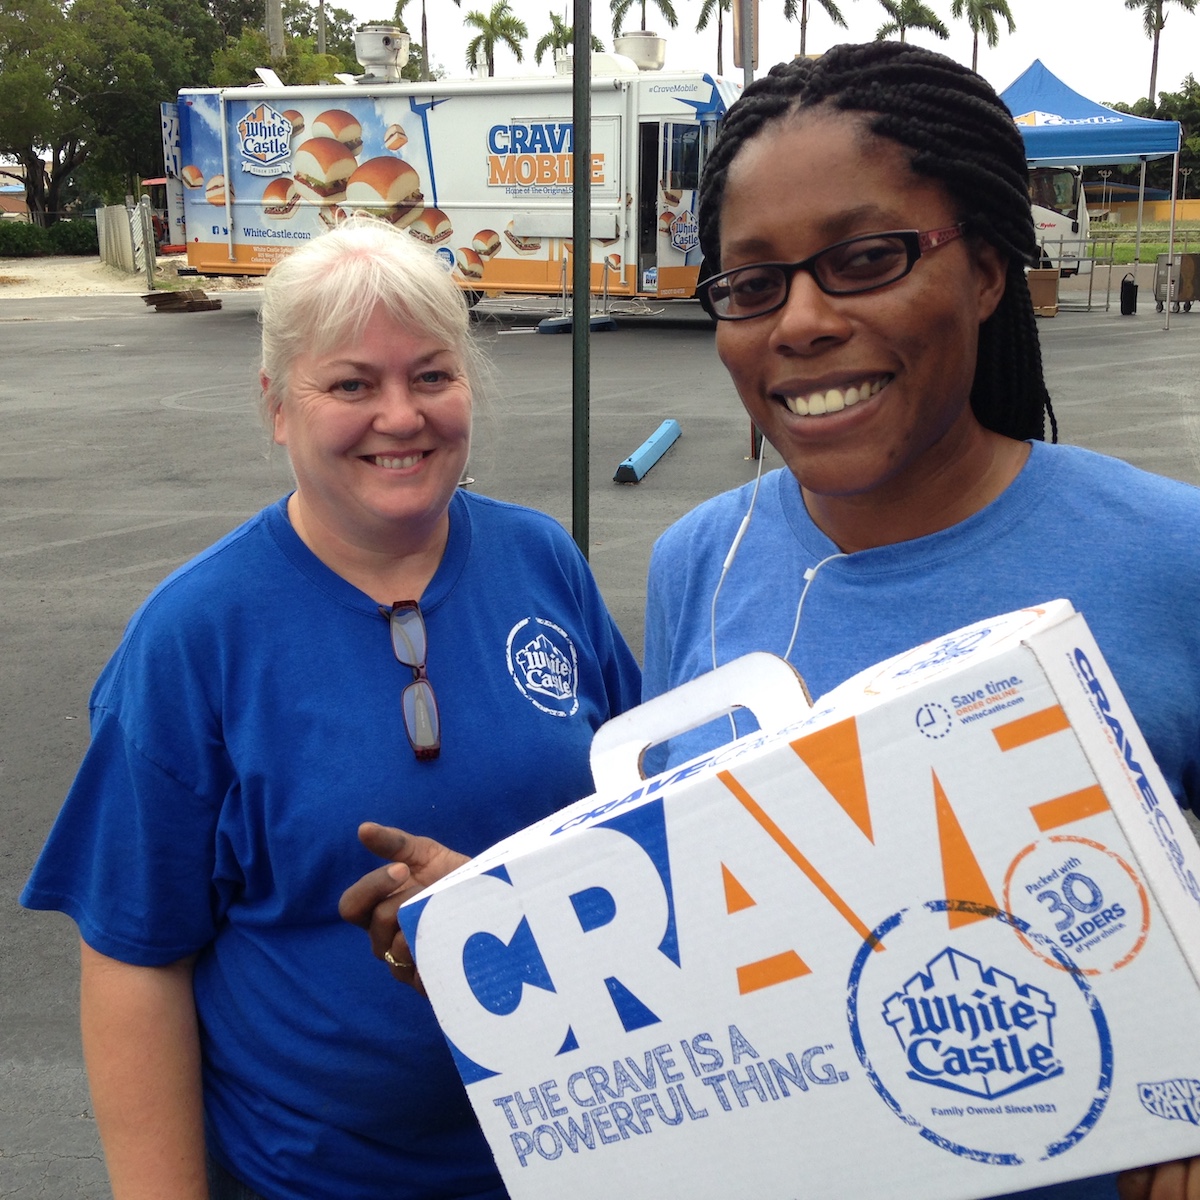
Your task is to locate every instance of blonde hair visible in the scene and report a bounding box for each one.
[259,215,486,418]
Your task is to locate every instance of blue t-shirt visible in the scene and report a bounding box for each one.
[644,441,1200,1200]
[22,490,641,1200]
[645,441,1200,814]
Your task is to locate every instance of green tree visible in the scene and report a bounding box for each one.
[283,0,361,68]
[206,0,261,42]
[1124,0,1197,105]
[464,0,527,74]
[0,0,210,222]
[534,11,603,65]
[409,0,461,80]
[874,0,948,42]
[0,0,75,222]
[786,0,848,57]
[610,0,677,39]
[1102,73,1200,191]
[210,26,345,83]
[949,0,1013,72]
[695,0,730,73]
[77,0,213,186]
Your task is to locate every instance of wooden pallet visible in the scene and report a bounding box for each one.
[142,289,222,313]
[1033,304,1058,318]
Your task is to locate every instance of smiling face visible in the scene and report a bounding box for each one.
[269,306,472,563]
[714,110,1011,549]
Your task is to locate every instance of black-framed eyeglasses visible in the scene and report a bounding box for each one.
[698,224,966,321]
[382,600,440,761]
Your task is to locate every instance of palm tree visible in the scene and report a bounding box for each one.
[949,0,1013,71]
[398,0,463,80]
[534,11,604,65]
[465,0,528,75]
[785,0,849,57]
[610,0,678,39]
[874,0,948,42]
[1125,0,1197,103]
[695,0,731,72]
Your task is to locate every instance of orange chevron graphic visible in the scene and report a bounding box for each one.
[933,771,999,929]
[721,864,756,913]
[737,950,811,994]
[1031,786,1110,830]
[791,717,874,842]
[717,770,881,950]
[993,705,1071,752]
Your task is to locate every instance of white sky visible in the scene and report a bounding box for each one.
[345,0,1197,108]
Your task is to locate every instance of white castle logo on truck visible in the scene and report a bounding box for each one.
[237,103,293,176]
[882,947,1062,1100]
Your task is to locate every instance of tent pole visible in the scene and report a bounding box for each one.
[1164,151,1179,332]
[1135,158,1147,263]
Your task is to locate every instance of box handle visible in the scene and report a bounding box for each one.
[590,652,812,793]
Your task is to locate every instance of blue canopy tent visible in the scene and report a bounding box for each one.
[1000,59,1181,166]
[999,61,1184,322]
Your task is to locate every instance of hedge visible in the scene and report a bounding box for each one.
[0,219,101,257]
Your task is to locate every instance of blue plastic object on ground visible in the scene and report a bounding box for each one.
[613,418,681,483]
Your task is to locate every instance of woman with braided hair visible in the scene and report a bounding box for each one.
[640,41,1200,1200]
[340,40,1198,1200]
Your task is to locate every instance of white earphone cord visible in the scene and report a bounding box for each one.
[710,448,847,737]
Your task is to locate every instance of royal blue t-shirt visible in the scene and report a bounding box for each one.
[23,489,641,1199]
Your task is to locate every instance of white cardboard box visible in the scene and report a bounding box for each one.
[400,601,1200,1199]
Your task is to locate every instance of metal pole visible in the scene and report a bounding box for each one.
[571,0,592,556]
[1135,157,1147,263]
[739,0,754,89]
[1164,151,1179,333]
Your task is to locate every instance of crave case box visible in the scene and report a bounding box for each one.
[399,601,1200,1200]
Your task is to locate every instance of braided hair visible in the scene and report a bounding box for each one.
[699,42,1056,442]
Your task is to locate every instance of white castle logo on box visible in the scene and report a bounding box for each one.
[882,948,1062,1100]
[892,628,993,679]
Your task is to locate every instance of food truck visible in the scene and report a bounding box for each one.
[160,27,740,301]
[1027,164,1090,275]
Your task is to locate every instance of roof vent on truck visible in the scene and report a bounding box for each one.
[555,50,644,77]
[612,31,667,71]
[353,25,410,83]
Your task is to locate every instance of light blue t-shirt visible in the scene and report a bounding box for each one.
[645,441,1200,815]
[644,441,1200,1200]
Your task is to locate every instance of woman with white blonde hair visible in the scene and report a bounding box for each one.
[22,217,640,1200]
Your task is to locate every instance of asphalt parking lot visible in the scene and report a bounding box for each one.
[2,286,1199,1197]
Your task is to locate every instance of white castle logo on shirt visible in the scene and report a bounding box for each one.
[882,947,1062,1100]
[515,634,573,700]
[506,618,579,717]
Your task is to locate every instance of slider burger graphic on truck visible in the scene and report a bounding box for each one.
[262,176,299,220]
[292,138,358,203]
[310,108,363,155]
[344,157,425,228]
